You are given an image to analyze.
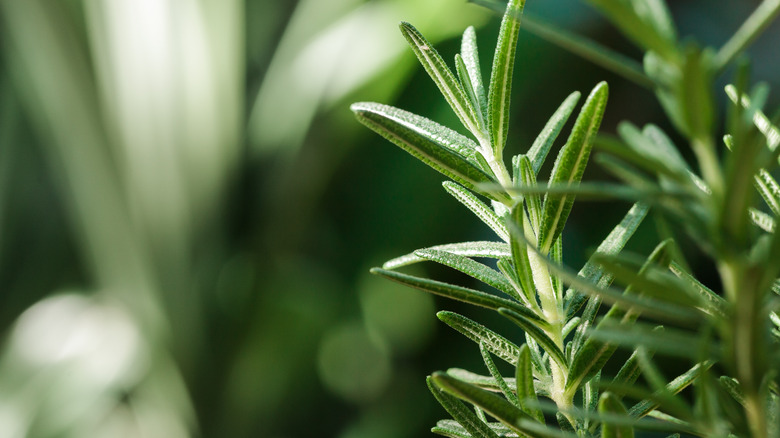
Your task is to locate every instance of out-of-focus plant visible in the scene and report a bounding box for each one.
[353,0,780,436]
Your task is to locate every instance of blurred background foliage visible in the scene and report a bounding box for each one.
[0,0,777,437]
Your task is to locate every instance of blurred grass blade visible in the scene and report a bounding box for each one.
[538,82,609,254]
[599,393,634,438]
[498,307,567,370]
[351,102,504,200]
[528,92,581,176]
[585,0,679,62]
[428,376,501,438]
[444,182,510,241]
[431,372,547,436]
[587,322,717,359]
[399,22,484,139]
[383,241,510,269]
[417,249,518,299]
[488,0,525,156]
[370,268,533,315]
[516,344,544,422]
[714,0,780,72]
[480,342,521,407]
[628,360,713,419]
[461,26,488,122]
[521,16,653,89]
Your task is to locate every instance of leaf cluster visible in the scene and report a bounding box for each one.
[352,0,780,437]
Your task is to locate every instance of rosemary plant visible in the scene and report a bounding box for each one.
[352,0,780,436]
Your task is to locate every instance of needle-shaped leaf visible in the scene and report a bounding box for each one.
[538,82,609,254]
[399,22,484,140]
[750,208,776,233]
[351,103,500,199]
[456,54,486,131]
[755,168,780,216]
[428,377,501,438]
[516,344,544,422]
[726,84,780,161]
[628,361,713,419]
[498,307,568,370]
[599,393,634,438]
[444,182,510,241]
[480,342,521,407]
[438,311,537,367]
[509,203,538,306]
[431,420,473,438]
[488,0,525,156]
[518,156,543,231]
[447,368,537,395]
[564,201,649,319]
[527,92,582,177]
[461,26,488,121]
[431,372,546,437]
[384,241,511,269]
[668,261,729,319]
[370,268,534,316]
[417,249,518,299]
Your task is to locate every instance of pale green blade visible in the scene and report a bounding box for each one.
[383,241,510,269]
[487,0,525,156]
[518,156,542,231]
[351,102,504,200]
[461,26,488,121]
[538,82,609,254]
[456,54,486,131]
[444,182,510,241]
[755,168,780,216]
[399,22,484,140]
[726,84,780,161]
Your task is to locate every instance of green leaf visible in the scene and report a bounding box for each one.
[498,307,567,370]
[521,15,653,89]
[586,322,718,360]
[565,202,650,317]
[566,241,672,394]
[509,203,539,307]
[668,261,729,319]
[383,241,510,269]
[725,84,780,157]
[447,368,537,396]
[518,156,543,231]
[527,92,581,175]
[516,344,544,422]
[399,22,484,140]
[444,182,510,241]
[628,359,713,419]
[586,0,678,62]
[480,342,521,407]
[370,268,534,316]
[456,54,486,131]
[538,81,609,254]
[428,376,501,438]
[755,168,780,216]
[487,0,525,156]
[750,207,776,233]
[437,311,528,366]
[431,420,473,438]
[351,103,501,200]
[416,248,518,299]
[461,26,488,122]
[431,372,548,437]
[599,392,634,438]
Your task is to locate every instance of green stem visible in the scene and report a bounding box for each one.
[714,0,780,73]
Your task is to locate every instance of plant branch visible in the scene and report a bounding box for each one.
[714,0,780,74]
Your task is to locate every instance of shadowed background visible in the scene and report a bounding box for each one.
[0,0,776,437]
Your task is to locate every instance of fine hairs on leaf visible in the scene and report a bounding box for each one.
[353,0,780,436]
